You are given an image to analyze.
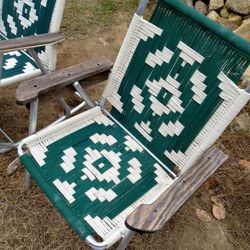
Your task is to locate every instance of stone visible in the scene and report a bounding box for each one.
[231,113,250,134]
[234,18,250,41]
[195,1,208,15]
[209,0,224,10]
[234,18,250,36]
[220,7,230,18]
[226,0,250,15]
[241,66,250,88]
[181,0,193,8]
[207,10,220,21]
[218,18,239,31]
[228,13,243,26]
[243,66,250,80]
[239,79,250,89]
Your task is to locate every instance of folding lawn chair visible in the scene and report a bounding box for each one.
[0,0,65,152]
[18,0,250,249]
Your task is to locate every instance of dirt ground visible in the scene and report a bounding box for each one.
[0,1,250,249]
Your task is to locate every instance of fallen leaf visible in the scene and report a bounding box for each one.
[204,178,216,190]
[238,160,250,171]
[210,196,226,220]
[195,208,212,222]
[212,203,226,220]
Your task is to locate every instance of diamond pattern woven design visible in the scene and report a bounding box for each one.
[1,0,56,38]
[0,0,61,85]
[1,0,56,55]
[0,32,39,80]
[21,107,172,240]
[107,0,250,170]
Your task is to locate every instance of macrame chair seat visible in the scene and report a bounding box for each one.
[20,106,173,244]
[18,0,250,249]
[0,0,65,87]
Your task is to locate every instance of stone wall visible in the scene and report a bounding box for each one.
[182,0,250,86]
[181,0,250,32]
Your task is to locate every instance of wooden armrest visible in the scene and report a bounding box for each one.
[16,56,113,105]
[125,147,228,233]
[0,32,65,53]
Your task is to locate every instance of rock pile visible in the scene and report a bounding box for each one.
[181,0,250,34]
[182,0,250,86]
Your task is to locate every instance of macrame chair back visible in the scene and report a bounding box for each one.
[103,0,250,172]
[0,0,65,69]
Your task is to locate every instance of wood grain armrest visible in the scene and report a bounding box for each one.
[0,32,65,53]
[16,56,113,105]
[125,147,228,233]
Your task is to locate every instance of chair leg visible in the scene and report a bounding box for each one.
[116,231,135,250]
[0,53,3,82]
[25,99,39,190]
[73,82,95,108]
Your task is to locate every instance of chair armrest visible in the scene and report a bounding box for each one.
[0,32,65,53]
[125,147,228,233]
[16,56,113,105]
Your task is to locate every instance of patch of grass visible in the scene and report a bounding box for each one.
[89,0,120,27]
[62,0,154,35]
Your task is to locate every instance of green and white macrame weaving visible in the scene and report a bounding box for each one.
[0,0,65,86]
[19,0,250,248]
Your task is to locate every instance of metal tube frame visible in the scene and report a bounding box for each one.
[0,53,16,153]
[0,128,14,143]
[73,82,96,108]
[85,230,135,250]
[85,236,108,250]
[0,54,3,85]
[25,99,39,189]
[0,48,46,154]
[116,231,135,250]
[1,81,88,154]
[27,48,47,74]
[58,97,71,118]
[136,0,149,16]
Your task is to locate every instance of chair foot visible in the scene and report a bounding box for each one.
[116,231,135,250]
[6,157,22,176]
[25,171,32,190]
